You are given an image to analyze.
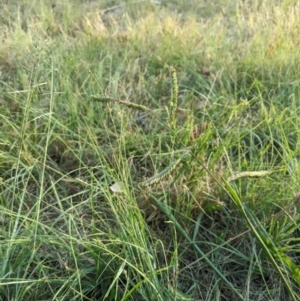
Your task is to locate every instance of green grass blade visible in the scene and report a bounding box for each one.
[151,195,244,301]
[223,180,297,301]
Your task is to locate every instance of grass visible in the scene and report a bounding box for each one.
[1,0,300,300]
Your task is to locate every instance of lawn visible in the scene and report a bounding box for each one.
[1,0,300,300]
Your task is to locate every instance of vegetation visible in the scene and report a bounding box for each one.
[1,0,300,300]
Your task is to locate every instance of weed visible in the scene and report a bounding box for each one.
[1,1,300,300]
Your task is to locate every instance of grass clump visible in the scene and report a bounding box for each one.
[1,0,300,300]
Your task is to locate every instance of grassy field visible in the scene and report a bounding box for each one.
[1,0,300,300]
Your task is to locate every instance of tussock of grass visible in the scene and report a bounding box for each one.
[1,0,300,300]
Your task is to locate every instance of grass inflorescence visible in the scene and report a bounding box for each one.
[1,0,300,300]
[169,66,179,129]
